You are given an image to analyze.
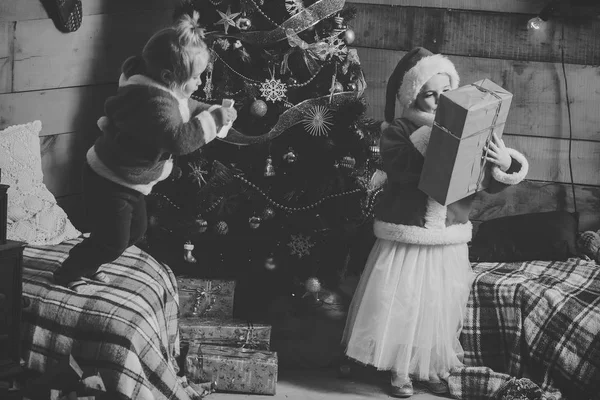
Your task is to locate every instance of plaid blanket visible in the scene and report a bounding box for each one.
[455,258,600,400]
[21,238,193,400]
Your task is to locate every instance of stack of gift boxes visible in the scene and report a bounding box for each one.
[177,277,278,395]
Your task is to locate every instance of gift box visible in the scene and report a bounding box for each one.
[185,342,278,395]
[179,318,271,350]
[418,79,513,205]
[177,278,236,319]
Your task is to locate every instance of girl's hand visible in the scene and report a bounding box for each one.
[484,132,511,172]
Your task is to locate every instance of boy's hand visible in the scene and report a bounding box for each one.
[216,107,237,126]
[484,132,511,172]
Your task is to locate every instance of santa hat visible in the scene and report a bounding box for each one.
[384,47,460,124]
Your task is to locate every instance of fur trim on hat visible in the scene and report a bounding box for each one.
[403,107,435,128]
[398,54,460,109]
[491,148,529,185]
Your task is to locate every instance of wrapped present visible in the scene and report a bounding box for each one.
[179,318,272,350]
[177,278,236,319]
[418,79,513,205]
[185,343,278,395]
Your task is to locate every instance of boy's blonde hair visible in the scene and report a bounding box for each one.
[122,11,209,89]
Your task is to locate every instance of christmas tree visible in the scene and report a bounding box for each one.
[146,0,382,319]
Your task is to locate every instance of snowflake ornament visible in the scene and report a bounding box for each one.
[260,77,287,103]
[188,161,208,188]
[302,105,333,136]
[288,233,315,258]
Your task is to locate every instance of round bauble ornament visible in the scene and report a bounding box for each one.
[305,276,322,294]
[264,255,277,271]
[262,207,275,220]
[286,77,297,86]
[346,82,357,92]
[194,217,208,233]
[344,29,356,45]
[249,215,262,229]
[250,99,268,117]
[236,17,251,31]
[332,81,344,93]
[215,221,229,235]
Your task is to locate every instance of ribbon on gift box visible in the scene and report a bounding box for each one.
[198,344,275,361]
[236,321,269,350]
[192,281,224,317]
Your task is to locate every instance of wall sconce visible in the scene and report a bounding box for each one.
[528,0,560,30]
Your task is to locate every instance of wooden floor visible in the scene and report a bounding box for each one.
[211,368,449,400]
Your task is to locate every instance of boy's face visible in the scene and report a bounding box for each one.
[180,52,208,98]
[415,73,451,114]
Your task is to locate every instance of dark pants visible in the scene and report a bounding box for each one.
[57,163,147,281]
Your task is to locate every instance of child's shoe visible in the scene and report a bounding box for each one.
[422,380,449,394]
[390,382,414,398]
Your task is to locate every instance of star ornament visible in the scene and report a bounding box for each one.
[216,6,241,34]
[302,105,333,136]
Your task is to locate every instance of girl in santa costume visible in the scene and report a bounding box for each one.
[54,12,237,288]
[342,47,528,398]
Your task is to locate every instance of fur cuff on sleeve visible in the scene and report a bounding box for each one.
[195,110,218,143]
[491,148,529,185]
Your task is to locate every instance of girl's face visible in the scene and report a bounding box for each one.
[179,52,208,98]
[414,73,451,114]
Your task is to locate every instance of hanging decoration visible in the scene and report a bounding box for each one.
[250,99,269,117]
[183,241,197,263]
[302,105,334,136]
[285,0,304,16]
[288,233,315,258]
[216,6,241,34]
[189,161,209,188]
[260,77,288,103]
[264,156,276,177]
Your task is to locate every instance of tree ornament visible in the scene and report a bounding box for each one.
[262,207,276,220]
[283,147,297,164]
[260,77,287,103]
[286,77,297,86]
[264,254,277,271]
[369,143,380,158]
[333,15,346,29]
[215,221,229,235]
[216,6,241,34]
[250,99,268,117]
[249,215,262,229]
[346,82,357,92]
[203,59,214,99]
[233,39,243,49]
[215,38,230,51]
[183,241,197,263]
[332,81,344,93]
[285,0,304,16]
[344,29,356,45]
[353,125,364,139]
[148,215,159,228]
[194,217,208,233]
[288,233,315,258]
[305,276,322,293]
[189,161,208,188]
[236,17,251,31]
[264,156,276,177]
[339,155,356,169]
[302,105,334,136]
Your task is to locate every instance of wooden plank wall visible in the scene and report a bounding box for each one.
[0,0,176,229]
[346,0,600,231]
[1,0,599,231]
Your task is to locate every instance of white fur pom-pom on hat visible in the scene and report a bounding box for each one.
[383,47,459,124]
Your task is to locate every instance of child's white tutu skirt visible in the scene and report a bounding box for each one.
[342,238,474,382]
